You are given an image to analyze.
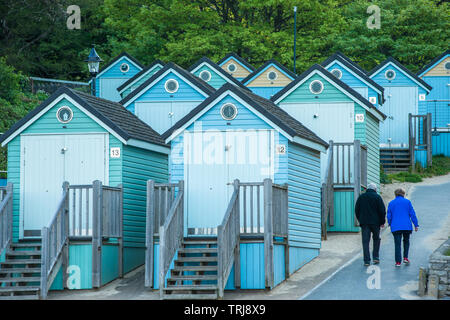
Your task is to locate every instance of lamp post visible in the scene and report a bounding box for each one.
[85,45,103,96]
[293,6,297,74]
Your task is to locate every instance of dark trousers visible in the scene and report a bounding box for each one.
[392,230,411,263]
[361,224,381,263]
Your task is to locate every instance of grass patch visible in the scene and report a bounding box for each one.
[445,248,450,257]
[383,155,450,184]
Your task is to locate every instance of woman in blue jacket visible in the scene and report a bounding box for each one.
[387,188,419,267]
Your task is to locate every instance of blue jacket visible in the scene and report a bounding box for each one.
[387,196,419,232]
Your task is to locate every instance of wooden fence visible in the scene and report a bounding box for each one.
[0,183,13,262]
[40,180,123,298]
[321,141,334,240]
[409,113,432,169]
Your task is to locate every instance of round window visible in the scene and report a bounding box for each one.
[385,69,396,81]
[227,63,237,73]
[120,63,130,73]
[330,68,342,79]
[267,71,278,81]
[445,61,450,70]
[56,106,73,124]
[220,103,238,121]
[164,79,179,93]
[199,70,211,82]
[309,80,324,95]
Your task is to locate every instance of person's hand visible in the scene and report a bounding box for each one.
[415,227,419,232]
[380,224,385,228]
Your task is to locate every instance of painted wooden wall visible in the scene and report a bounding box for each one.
[219,58,253,80]
[191,64,228,89]
[95,56,142,102]
[245,65,294,99]
[327,191,358,232]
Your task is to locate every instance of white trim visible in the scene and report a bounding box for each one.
[273,69,385,122]
[121,68,210,107]
[117,63,163,94]
[220,103,238,120]
[165,91,294,143]
[293,136,327,154]
[120,62,130,73]
[56,106,74,123]
[330,68,342,79]
[227,62,237,73]
[199,69,212,82]
[191,62,230,83]
[96,56,143,79]
[127,138,170,154]
[267,70,278,81]
[1,94,128,147]
[369,61,431,92]
[324,60,382,95]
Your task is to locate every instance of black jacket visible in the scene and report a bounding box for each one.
[355,189,386,226]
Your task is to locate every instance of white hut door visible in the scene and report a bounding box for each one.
[22,134,106,238]
[185,130,272,235]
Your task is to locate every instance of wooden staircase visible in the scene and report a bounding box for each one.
[0,240,42,300]
[162,238,219,300]
[380,148,411,173]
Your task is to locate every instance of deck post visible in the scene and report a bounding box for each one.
[40,227,49,299]
[92,180,103,288]
[408,113,416,171]
[118,183,124,278]
[263,178,274,289]
[62,181,70,289]
[233,179,241,289]
[6,183,13,242]
[353,140,361,227]
[426,113,432,168]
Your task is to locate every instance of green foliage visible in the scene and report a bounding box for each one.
[0,58,48,175]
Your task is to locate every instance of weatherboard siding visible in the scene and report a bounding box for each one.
[191,64,227,89]
[121,65,164,99]
[246,65,293,87]
[220,58,252,79]
[328,191,359,232]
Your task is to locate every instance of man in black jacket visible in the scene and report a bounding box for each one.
[355,183,386,266]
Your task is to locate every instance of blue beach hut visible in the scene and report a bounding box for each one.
[145,83,328,299]
[0,87,169,299]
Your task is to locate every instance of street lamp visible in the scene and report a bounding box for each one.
[293,6,297,74]
[85,45,103,96]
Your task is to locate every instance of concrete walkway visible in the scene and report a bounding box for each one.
[302,180,450,300]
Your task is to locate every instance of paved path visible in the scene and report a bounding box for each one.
[302,181,450,300]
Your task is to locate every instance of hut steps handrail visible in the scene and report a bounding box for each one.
[0,184,13,259]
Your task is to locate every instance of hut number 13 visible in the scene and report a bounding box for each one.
[110,147,121,158]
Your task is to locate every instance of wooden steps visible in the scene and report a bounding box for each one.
[162,238,219,300]
[0,240,42,300]
[380,148,411,173]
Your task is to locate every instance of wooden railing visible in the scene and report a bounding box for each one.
[409,113,432,169]
[321,141,334,240]
[0,183,13,261]
[158,181,184,297]
[217,180,241,298]
[145,181,181,288]
[41,182,69,299]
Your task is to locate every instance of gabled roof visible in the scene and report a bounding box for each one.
[271,64,387,121]
[0,87,167,147]
[417,49,450,77]
[241,59,297,85]
[119,62,216,106]
[188,57,250,90]
[217,52,255,72]
[162,83,329,150]
[367,57,432,92]
[117,59,165,93]
[96,52,144,78]
[321,52,385,96]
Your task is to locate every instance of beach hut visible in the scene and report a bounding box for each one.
[321,52,385,108]
[271,64,386,233]
[93,52,144,102]
[189,57,251,90]
[217,52,255,81]
[368,57,433,169]
[119,62,215,135]
[241,59,296,99]
[145,83,328,299]
[417,50,450,157]
[117,59,165,100]
[0,87,169,299]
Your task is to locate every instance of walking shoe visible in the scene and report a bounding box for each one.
[364,262,370,266]
[395,262,401,267]
[403,258,410,264]
[373,259,380,264]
